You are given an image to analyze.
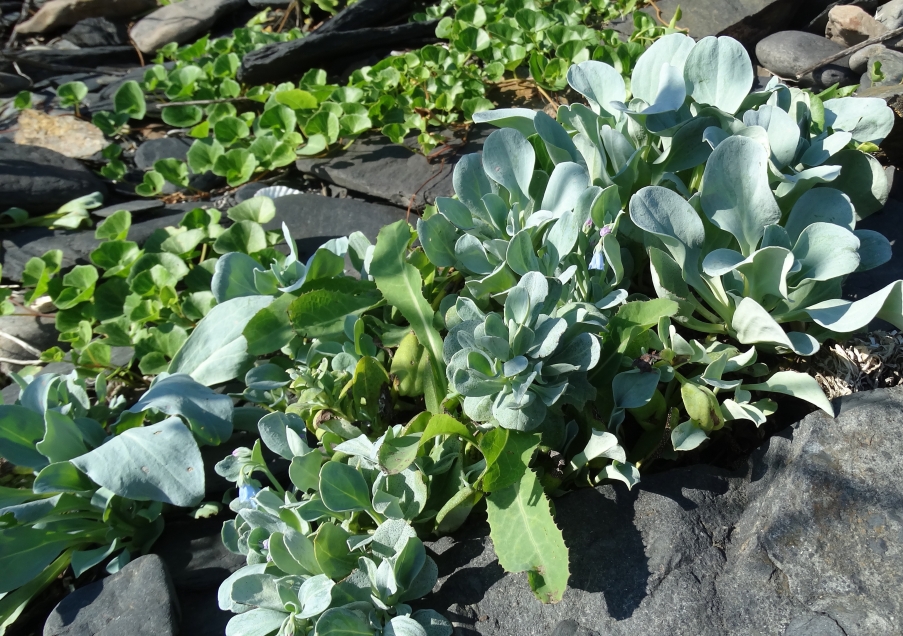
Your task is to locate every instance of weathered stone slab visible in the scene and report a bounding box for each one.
[296,128,489,210]
[43,555,179,636]
[153,515,246,592]
[0,143,107,214]
[130,0,246,54]
[611,0,798,46]
[267,193,408,261]
[423,386,903,635]
[238,21,439,86]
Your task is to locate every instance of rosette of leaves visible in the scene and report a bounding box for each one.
[443,271,603,433]
[418,128,630,306]
[215,413,454,636]
[477,33,891,223]
[0,371,228,631]
[475,33,902,421]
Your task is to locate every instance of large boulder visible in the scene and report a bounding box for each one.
[423,386,903,635]
[0,144,106,215]
[43,555,179,636]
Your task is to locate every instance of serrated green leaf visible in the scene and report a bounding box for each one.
[486,469,569,603]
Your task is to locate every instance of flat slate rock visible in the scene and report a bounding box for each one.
[296,128,489,210]
[0,143,107,214]
[611,0,798,46]
[93,199,166,218]
[0,203,198,282]
[8,46,140,81]
[238,20,438,86]
[0,72,31,96]
[267,193,408,261]
[43,554,179,636]
[317,0,418,34]
[130,0,247,54]
[423,386,903,635]
[63,17,130,47]
[133,137,222,192]
[0,315,61,369]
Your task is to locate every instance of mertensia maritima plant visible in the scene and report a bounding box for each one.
[203,35,902,634]
[4,32,903,636]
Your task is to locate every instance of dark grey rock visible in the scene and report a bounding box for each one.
[153,515,246,592]
[93,199,166,218]
[135,138,192,170]
[177,588,232,636]
[238,20,439,86]
[43,554,179,636]
[0,143,106,214]
[876,0,903,30]
[266,193,407,262]
[783,613,848,636]
[33,71,119,93]
[316,0,417,34]
[296,128,489,210]
[0,315,61,368]
[756,30,857,89]
[0,71,30,96]
[134,137,223,193]
[8,46,139,82]
[63,17,129,47]
[610,0,798,47]
[97,63,176,102]
[129,0,248,54]
[859,48,903,88]
[247,0,290,7]
[850,43,888,74]
[1,204,199,281]
[423,386,903,635]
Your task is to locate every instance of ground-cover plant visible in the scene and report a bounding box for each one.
[6,31,902,636]
[195,37,901,628]
[19,197,292,378]
[79,1,677,194]
[474,32,900,451]
[0,370,228,633]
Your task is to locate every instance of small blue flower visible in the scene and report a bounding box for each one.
[589,251,606,272]
[238,483,260,505]
[600,225,612,238]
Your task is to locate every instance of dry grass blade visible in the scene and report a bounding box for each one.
[808,331,903,399]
